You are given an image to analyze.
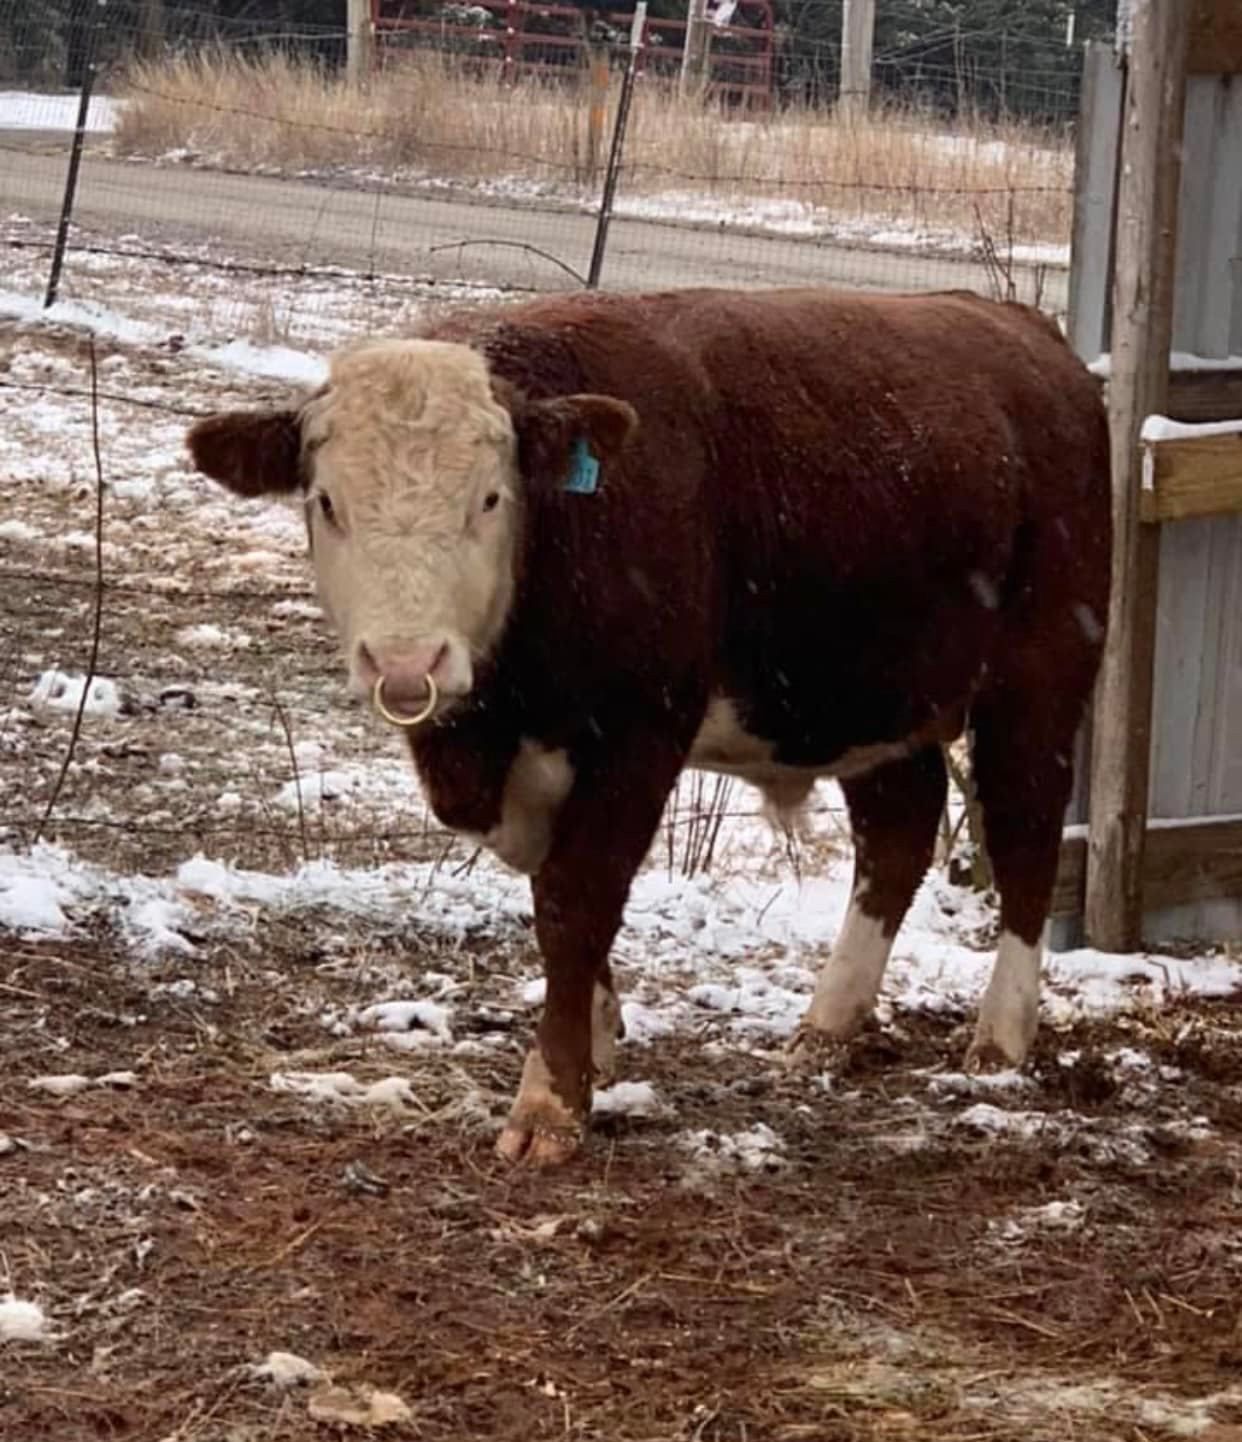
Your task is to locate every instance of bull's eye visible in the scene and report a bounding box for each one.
[482,491,500,513]
[318,493,337,527]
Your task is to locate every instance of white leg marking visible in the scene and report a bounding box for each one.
[591,981,623,1085]
[801,892,894,1038]
[968,928,1043,1069]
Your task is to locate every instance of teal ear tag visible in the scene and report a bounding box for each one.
[564,437,600,495]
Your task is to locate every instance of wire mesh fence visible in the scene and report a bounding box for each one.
[1,0,1069,878]
[2,1,1076,335]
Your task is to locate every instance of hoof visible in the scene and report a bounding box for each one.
[964,1036,1028,1074]
[784,1023,852,1072]
[496,1118,584,1168]
[497,1046,588,1169]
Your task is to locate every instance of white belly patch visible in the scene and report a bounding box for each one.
[688,697,916,792]
[472,739,574,875]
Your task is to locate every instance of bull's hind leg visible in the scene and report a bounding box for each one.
[793,747,946,1051]
[497,735,684,1169]
[965,698,1077,1070]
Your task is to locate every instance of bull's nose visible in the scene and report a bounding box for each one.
[357,640,448,715]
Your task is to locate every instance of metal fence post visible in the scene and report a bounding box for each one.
[586,1,645,290]
[45,0,110,309]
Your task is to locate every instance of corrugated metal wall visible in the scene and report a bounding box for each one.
[1063,49,1242,944]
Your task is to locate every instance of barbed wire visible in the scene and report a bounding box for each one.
[0,567,312,605]
[0,376,215,419]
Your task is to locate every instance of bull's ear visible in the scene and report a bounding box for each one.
[514,394,638,493]
[185,409,303,498]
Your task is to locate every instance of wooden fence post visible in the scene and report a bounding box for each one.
[347,0,373,86]
[585,35,610,183]
[840,0,875,118]
[680,0,711,100]
[1084,0,1191,951]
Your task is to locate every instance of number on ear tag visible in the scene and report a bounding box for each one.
[564,437,600,495]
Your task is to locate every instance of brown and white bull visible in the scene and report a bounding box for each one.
[186,287,1111,1167]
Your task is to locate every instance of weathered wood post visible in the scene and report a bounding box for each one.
[347,0,374,86]
[680,0,711,100]
[1084,0,1190,950]
[839,0,875,119]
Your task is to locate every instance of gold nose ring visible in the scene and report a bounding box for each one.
[372,672,438,728]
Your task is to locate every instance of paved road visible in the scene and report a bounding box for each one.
[2,131,1066,307]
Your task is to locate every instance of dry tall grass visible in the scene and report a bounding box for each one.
[113,50,1073,247]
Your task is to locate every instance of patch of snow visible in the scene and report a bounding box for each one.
[678,1122,786,1173]
[3,832,1242,1053]
[1141,414,1242,442]
[993,1198,1086,1242]
[28,1073,92,1097]
[308,1382,413,1428]
[923,1067,1034,1097]
[593,1081,666,1117]
[0,1294,51,1342]
[249,1350,325,1387]
[29,670,123,717]
[955,1103,1053,1141]
[274,762,422,814]
[0,289,327,386]
[28,1069,137,1095]
[356,998,454,1046]
[175,623,252,650]
[0,90,119,132]
[196,338,328,386]
[271,598,323,620]
[269,1070,417,1109]
[1091,350,1242,378]
[1048,947,1242,1015]
[620,1000,678,1044]
[0,850,89,935]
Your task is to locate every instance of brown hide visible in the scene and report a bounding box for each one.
[189,285,1111,1165]
[413,286,1109,842]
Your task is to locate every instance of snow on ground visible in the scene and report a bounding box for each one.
[614,189,1068,267]
[0,1295,52,1343]
[0,90,120,133]
[2,827,1239,1055]
[1,220,513,362]
[29,670,126,718]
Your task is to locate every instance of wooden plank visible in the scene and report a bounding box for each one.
[1175,76,1242,356]
[1090,370,1242,422]
[1067,41,1124,362]
[1052,837,1086,918]
[1054,817,1242,917]
[1189,0,1242,74]
[1142,431,1242,521]
[1086,0,1192,952]
[1150,519,1214,817]
[1166,369,1242,422]
[1205,518,1242,809]
[1172,79,1218,352]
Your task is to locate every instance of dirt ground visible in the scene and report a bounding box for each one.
[4,298,1242,1442]
[4,928,1242,1442]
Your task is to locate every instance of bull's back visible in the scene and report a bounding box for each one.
[429,288,1109,759]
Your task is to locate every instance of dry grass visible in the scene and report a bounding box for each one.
[112,50,1074,247]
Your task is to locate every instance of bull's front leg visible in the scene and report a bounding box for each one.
[497,733,685,1168]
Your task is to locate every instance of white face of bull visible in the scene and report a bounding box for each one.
[185,337,637,723]
[301,341,519,715]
